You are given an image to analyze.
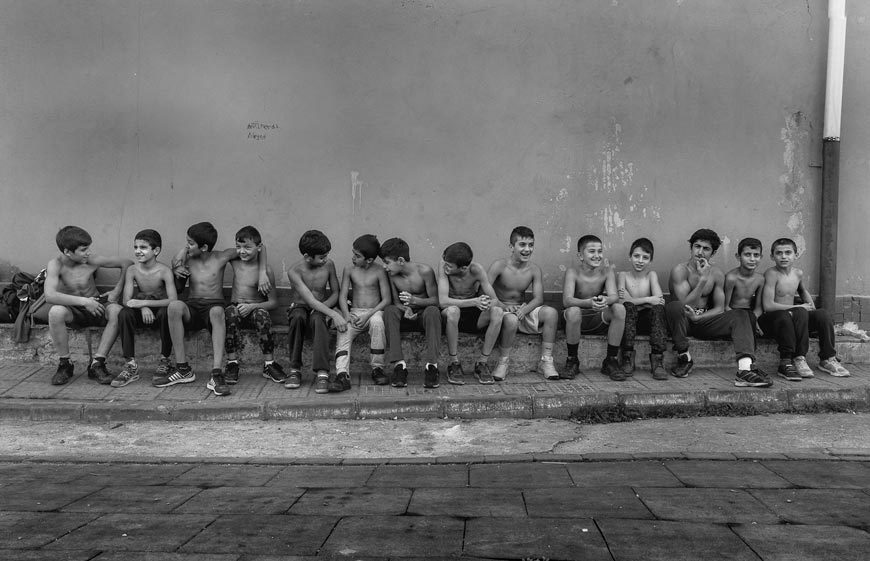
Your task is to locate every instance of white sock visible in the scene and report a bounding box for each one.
[738,357,752,371]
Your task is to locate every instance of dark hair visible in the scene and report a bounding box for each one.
[379,237,410,261]
[353,234,380,260]
[737,237,763,255]
[187,222,218,251]
[577,234,602,252]
[235,225,262,245]
[442,242,473,268]
[135,229,162,250]
[56,225,92,252]
[629,237,654,260]
[510,226,535,245]
[688,228,721,253]
[770,237,798,253]
[299,229,331,256]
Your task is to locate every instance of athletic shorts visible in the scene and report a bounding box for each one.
[514,305,544,335]
[185,298,226,332]
[457,306,484,333]
[68,305,109,328]
[563,307,610,335]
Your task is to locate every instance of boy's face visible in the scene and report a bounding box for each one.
[304,253,328,268]
[382,256,404,275]
[629,247,652,272]
[133,239,159,263]
[235,238,260,262]
[510,236,535,262]
[186,236,204,258]
[690,240,715,265]
[351,249,372,268]
[65,244,91,264]
[579,242,604,268]
[736,246,762,271]
[771,244,797,268]
[441,261,468,276]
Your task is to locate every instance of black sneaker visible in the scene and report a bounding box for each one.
[735,369,773,387]
[314,374,330,394]
[424,364,440,388]
[153,366,195,387]
[87,361,114,385]
[284,370,302,389]
[371,367,389,385]
[51,362,74,386]
[671,354,693,378]
[391,363,408,388]
[207,369,231,396]
[474,362,494,385]
[777,361,801,382]
[562,356,580,380]
[225,361,240,385]
[446,362,466,385]
[263,362,288,383]
[600,357,626,381]
[327,372,345,393]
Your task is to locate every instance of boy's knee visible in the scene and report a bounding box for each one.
[611,302,626,320]
[539,306,558,325]
[502,313,518,330]
[167,301,185,317]
[564,306,581,324]
[48,305,70,325]
[105,303,122,318]
[442,306,460,323]
[209,306,225,321]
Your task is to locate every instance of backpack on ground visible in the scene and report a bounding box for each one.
[13,269,48,343]
[0,271,37,323]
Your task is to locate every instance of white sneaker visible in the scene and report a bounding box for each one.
[492,357,510,382]
[793,356,814,378]
[819,357,851,377]
[538,356,560,380]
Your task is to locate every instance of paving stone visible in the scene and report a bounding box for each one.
[597,519,760,561]
[180,514,337,555]
[173,486,304,514]
[749,489,870,526]
[732,524,870,561]
[464,517,610,560]
[407,488,526,517]
[760,459,870,489]
[0,482,103,511]
[0,462,100,485]
[288,487,411,515]
[366,463,469,487]
[44,513,215,552]
[0,550,99,561]
[524,486,655,519]
[69,463,195,486]
[320,516,464,557]
[95,553,240,561]
[566,460,684,487]
[469,462,573,487]
[664,460,793,488]
[635,487,781,523]
[60,485,202,514]
[266,465,375,487]
[0,512,99,549]
[167,464,283,487]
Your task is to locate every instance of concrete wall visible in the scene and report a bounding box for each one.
[0,0,866,298]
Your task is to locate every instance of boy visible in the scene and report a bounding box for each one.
[724,237,765,333]
[224,226,286,386]
[486,226,561,382]
[562,235,626,381]
[759,238,850,379]
[617,237,667,380]
[285,229,348,393]
[112,229,177,388]
[665,228,769,387]
[437,241,503,385]
[379,237,442,389]
[331,234,390,392]
[44,226,132,386]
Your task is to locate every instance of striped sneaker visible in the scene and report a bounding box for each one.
[111,360,140,388]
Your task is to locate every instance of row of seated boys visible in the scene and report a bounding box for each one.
[41,223,850,395]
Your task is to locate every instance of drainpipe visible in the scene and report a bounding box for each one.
[820,0,846,310]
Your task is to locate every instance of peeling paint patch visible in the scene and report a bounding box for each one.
[350,171,364,216]
[560,235,572,253]
[779,112,811,247]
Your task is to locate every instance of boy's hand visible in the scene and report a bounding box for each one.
[475,295,491,311]
[649,295,665,306]
[173,265,190,280]
[516,305,528,321]
[258,272,272,295]
[591,295,607,312]
[398,291,413,306]
[696,257,711,278]
[331,311,348,332]
[83,297,105,317]
[402,305,418,320]
[237,303,256,318]
[105,290,120,304]
[351,311,370,328]
[617,288,626,300]
[140,306,155,325]
[684,304,701,323]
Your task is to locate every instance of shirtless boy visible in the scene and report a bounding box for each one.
[45,225,132,386]
[724,237,765,336]
[285,229,348,394]
[617,237,667,380]
[224,226,286,386]
[438,241,503,385]
[331,234,391,392]
[112,229,177,388]
[759,237,849,380]
[665,228,769,387]
[486,226,561,382]
[562,235,626,381]
[379,237,442,389]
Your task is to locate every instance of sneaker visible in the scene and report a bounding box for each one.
[752,365,772,384]
[263,362,289,383]
[424,364,440,388]
[87,360,114,385]
[492,357,510,382]
[327,372,345,393]
[206,370,231,396]
[153,366,195,387]
[51,362,74,386]
[371,367,389,385]
[601,357,627,381]
[225,361,240,385]
[777,361,801,382]
[792,356,814,378]
[671,354,693,378]
[391,364,408,388]
[153,357,172,384]
[735,369,773,387]
[339,372,351,391]
[539,356,560,380]
[446,362,466,385]
[561,356,579,380]
[111,360,140,388]
[284,370,302,389]
[474,362,494,385]
[314,374,330,394]
[819,357,851,377]
[620,349,635,376]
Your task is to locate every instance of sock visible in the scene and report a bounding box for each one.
[394,360,407,369]
[680,352,692,362]
[449,354,459,364]
[264,360,273,366]
[59,356,71,365]
[607,345,620,358]
[738,357,752,371]
[541,343,553,358]
[425,362,437,369]
[567,343,579,357]
[478,353,490,364]
[92,356,106,366]
[177,362,190,371]
[228,359,239,365]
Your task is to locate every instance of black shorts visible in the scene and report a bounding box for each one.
[457,307,484,333]
[68,305,109,328]
[185,298,225,332]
